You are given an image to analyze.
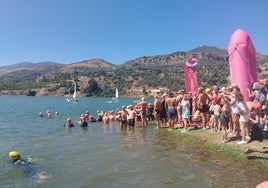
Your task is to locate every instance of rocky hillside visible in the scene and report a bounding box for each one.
[59,59,116,73]
[0,46,268,97]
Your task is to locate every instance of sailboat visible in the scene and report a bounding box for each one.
[66,82,79,102]
[107,87,119,103]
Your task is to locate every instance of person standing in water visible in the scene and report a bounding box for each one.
[160,93,168,126]
[138,97,148,126]
[127,105,136,127]
[153,95,162,129]
[64,118,75,127]
[118,105,129,128]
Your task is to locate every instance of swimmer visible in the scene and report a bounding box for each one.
[46,110,52,118]
[38,112,43,118]
[89,115,97,122]
[84,111,89,120]
[64,118,75,127]
[9,151,52,180]
[80,117,88,127]
[97,110,104,122]
[9,151,29,165]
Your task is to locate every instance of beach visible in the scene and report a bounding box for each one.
[169,125,268,169]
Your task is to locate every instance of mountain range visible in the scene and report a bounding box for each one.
[0,46,267,97]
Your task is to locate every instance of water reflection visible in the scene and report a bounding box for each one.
[119,126,147,147]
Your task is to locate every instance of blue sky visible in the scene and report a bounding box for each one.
[0,0,267,66]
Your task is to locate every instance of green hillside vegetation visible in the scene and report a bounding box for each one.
[0,46,267,97]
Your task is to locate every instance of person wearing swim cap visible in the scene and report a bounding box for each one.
[64,118,75,127]
[9,151,27,164]
[78,116,88,128]
[97,111,104,122]
[9,151,37,177]
[9,151,52,180]
[38,112,43,118]
[89,115,97,122]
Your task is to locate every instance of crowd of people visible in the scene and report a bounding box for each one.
[38,82,268,145]
[107,82,268,145]
[151,83,268,144]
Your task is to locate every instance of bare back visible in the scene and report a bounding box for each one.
[166,97,176,108]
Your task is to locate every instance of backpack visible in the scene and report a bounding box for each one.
[250,123,264,141]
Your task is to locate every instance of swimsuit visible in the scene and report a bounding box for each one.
[182,105,190,119]
[128,119,135,126]
[81,121,88,127]
[220,114,229,126]
[199,104,209,113]
[65,123,74,127]
[12,159,37,178]
[140,109,146,116]
[167,107,176,118]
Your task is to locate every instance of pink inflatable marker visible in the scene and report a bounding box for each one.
[228,29,258,101]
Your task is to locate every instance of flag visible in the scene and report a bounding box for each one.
[184,58,198,94]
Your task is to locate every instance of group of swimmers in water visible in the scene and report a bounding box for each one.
[38,110,59,118]
[13,82,268,182]
[36,82,268,146]
[59,83,268,146]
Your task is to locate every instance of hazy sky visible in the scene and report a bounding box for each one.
[0,0,267,66]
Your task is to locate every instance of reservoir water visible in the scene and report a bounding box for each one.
[0,96,266,188]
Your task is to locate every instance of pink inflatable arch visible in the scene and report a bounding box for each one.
[228,29,258,101]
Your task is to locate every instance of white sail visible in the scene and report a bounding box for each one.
[66,82,79,102]
[73,82,77,100]
[115,87,119,98]
[107,87,119,103]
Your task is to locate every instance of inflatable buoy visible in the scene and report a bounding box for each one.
[228,29,258,101]
[256,181,268,188]
[9,151,21,161]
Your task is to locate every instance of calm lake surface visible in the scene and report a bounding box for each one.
[0,96,266,188]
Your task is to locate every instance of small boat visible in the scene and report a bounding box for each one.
[107,87,118,103]
[66,82,79,102]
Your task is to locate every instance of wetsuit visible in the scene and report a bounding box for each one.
[80,121,88,127]
[11,159,37,178]
[64,122,75,127]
